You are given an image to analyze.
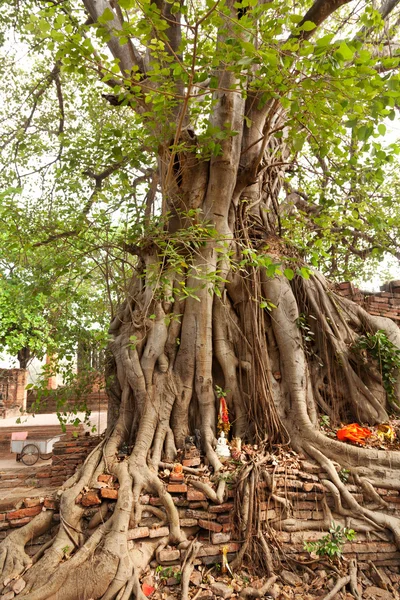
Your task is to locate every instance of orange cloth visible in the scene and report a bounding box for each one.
[218,396,230,435]
[336,423,372,445]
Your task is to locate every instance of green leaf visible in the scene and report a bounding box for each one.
[284,268,294,280]
[98,7,115,23]
[336,42,354,61]
[299,21,316,32]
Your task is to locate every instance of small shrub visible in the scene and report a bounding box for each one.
[304,523,356,559]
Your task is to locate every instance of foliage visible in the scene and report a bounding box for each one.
[338,468,350,484]
[304,523,356,559]
[352,330,400,410]
[0,1,400,397]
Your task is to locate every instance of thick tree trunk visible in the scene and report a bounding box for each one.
[2,163,400,598]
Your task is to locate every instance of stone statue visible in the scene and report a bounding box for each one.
[216,431,231,458]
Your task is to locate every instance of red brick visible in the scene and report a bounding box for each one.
[167,484,187,494]
[43,499,58,510]
[183,457,201,467]
[159,549,180,563]
[187,488,206,502]
[196,542,240,558]
[0,514,5,522]
[10,517,32,527]
[7,506,42,520]
[98,474,114,485]
[217,514,231,524]
[100,488,118,500]
[150,497,162,506]
[169,473,185,483]
[208,503,233,513]
[198,520,222,533]
[81,492,101,507]
[211,532,231,544]
[180,518,198,527]
[186,509,217,520]
[149,526,169,538]
[23,497,41,508]
[127,527,149,540]
[222,523,232,533]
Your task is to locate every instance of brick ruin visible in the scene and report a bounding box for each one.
[0,437,399,592]
[1,280,400,593]
[336,279,400,322]
[0,369,27,417]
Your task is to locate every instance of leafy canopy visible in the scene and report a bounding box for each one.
[1,0,400,363]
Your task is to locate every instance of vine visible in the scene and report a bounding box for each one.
[352,330,400,411]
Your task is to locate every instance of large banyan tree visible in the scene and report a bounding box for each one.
[2,0,400,598]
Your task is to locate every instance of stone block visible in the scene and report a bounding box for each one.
[43,499,57,510]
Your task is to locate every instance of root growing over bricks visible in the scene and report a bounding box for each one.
[1,270,400,600]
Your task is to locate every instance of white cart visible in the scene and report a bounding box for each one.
[10,433,61,466]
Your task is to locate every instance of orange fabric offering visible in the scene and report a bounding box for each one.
[336,423,372,445]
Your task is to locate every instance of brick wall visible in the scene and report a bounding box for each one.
[336,280,400,322]
[0,455,399,576]
[0,369,27,414]
[0,435,100,490]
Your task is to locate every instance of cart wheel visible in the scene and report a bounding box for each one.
[21,444,40,466]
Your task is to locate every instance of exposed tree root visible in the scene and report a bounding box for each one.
[2,268,400,599]
[321,575,350,600]
[239,574,277,599]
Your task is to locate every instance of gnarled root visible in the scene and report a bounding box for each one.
[239,574,277,599]
[0,510,54,595]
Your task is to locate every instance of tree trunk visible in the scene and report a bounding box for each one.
[2,148,400,599]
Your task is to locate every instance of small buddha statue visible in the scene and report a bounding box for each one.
[216,431,231,459]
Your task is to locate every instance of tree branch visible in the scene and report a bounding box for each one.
[292,0,354,41]
[82,0,144,74]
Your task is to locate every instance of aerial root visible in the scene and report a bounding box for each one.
[239,575,277,599]
[0,510,54,595]
[349,558,361,600]
[181,539,202,600]
[321,575,351,600]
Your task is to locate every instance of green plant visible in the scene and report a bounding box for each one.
[215,385,229,399]
[304,523,356,559]
[155,566,181,583]
[338,468,350,483]
[352,330,400,410]
[320,415,331,428]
